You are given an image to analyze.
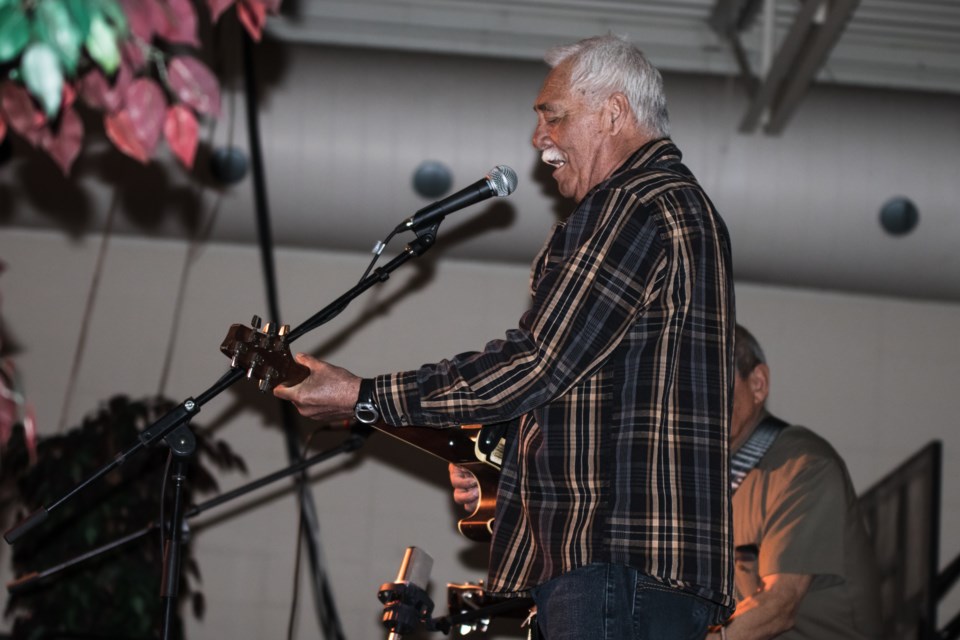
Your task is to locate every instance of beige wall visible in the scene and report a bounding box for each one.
[0,228,957,636]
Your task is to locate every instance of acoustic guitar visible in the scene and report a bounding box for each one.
[220,318,501,542]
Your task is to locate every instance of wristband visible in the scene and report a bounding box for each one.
[354,378,380,424]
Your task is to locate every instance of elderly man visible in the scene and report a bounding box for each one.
[711,325,881,639]
[275,34,735,639]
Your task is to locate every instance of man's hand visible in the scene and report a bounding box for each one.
[721,572,812,639]
[272,353,362,425]
[448,463,480,513]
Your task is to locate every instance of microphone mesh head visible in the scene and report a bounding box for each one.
[487,165,518,197]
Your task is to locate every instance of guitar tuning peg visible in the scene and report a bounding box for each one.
[278,324,290,336]
[245,353,263,379]
[262,322,273,335]
[251,315,262,329]
[258,369,276,392]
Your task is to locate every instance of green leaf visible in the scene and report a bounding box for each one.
[130,594,145,616]
[33,0,83,74]
[93,0,126,34]
[85,12,119,74]
[65,0,93,41]
[21,42,63,116]
[0,4,30,63]
[83,521,97,545]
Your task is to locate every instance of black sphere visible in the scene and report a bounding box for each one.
[209,146,249,185]
[413,160,453,198]
[879,197,919,236]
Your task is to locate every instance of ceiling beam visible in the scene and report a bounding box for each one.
[709,0,764,96]
[739,0,861,134]
[709,0,765,36]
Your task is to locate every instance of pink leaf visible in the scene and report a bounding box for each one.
[0,82,46,146]
[237,0,266,42]
[104,77,166,162]
[164,104,198,169]
[119,0,156,41]
[78,68,113,110]
[62,83,77,110]
[206,0,236,23]
[167,56,221,117]
[78,62,132,113]
[104,110,149,162]
[157,0,199,46]
[121,39,147,73]
[123,77,166,151]
[40,107,84,174]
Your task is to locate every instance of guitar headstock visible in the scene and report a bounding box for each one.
[220,315,309,391]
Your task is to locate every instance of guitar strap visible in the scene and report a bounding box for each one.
[730,414,789,493]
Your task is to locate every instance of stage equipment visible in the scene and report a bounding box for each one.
[3,164,518,639]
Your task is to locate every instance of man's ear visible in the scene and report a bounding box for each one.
[605,92,631,135]
[748,363,771,405]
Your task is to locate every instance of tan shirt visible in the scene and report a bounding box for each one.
[732,426,881,639]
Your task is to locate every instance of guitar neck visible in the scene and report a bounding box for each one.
[371,422,484,466]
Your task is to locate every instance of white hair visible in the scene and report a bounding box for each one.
[545,34,670,137]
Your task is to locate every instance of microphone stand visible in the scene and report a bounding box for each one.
[7,425,373,596]
[160,423,195,636]
[289,223,441,341]
[3,223,444,638]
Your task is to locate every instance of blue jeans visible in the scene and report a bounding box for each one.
[530,563,716,640]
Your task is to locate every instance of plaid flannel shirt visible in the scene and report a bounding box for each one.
[376,138,736,617]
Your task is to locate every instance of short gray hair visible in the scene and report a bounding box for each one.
[734,324,767,378]
[545,33,670,137]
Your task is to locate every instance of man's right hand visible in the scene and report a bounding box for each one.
[448,463,480,513]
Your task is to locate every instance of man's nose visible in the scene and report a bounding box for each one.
[531,123,548,150]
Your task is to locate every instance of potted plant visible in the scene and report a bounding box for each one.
[1,394,246,639]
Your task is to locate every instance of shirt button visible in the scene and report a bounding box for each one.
[399,415,409,425]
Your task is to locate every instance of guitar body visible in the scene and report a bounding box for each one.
[371,423,499,543]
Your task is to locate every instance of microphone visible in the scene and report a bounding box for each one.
[396,165,518,233]
[378,546,435,639]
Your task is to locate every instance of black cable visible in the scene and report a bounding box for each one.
[159,449,173,561]
[286,427,323,640]
[287,508,304,640]
[358,229,397,283]
[241,31,346,640]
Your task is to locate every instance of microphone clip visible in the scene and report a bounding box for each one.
[378,579,435,636]
[378,546,436,637]
[409,222,439,253]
